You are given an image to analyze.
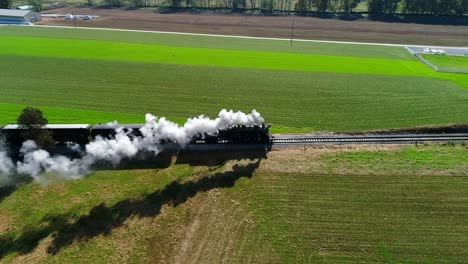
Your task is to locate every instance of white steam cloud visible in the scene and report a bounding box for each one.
[0,109,264,185]
[0,145,15,185]
[0,149,14,174]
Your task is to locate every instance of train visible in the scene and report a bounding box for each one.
[0,123,273,147]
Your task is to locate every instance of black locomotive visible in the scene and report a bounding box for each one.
[0,123,272,147]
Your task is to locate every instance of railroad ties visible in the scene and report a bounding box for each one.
[272,134,468,146]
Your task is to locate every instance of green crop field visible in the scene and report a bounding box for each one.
[0,144,467,263]
[423,54,468,71]
[0,26,467,133]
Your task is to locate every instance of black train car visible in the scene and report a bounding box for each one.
[0,123,273,147]
[218,125,272,144]
[190,125,271,145]
[190,133,218,144]
[90,124,144,140]
[1,124,91,146]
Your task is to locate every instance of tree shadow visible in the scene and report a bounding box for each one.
[366,14,468,26]
[0,186,16,204]
[0,176,33,204]
[0,159,262,258]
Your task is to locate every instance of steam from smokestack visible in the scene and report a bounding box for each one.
[0,144,14,185]
[0,109,264,185]
[16,140,88,180]
[141,109,264,147]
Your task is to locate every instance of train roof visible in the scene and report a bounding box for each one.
[2,124,91,129]
[92,124,144,129]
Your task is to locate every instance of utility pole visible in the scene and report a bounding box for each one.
[290,15,295,47]
[72,12,77,29]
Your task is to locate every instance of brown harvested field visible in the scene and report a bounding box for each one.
[40,7,468,46]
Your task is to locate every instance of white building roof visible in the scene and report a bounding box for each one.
[17,5,34,10]
[0,9,31,17]
[3,124,90,129]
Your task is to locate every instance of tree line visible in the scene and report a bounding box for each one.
[399,0,467,15]
[366,0,467,15]
[96,0,468,15]
[0,0,43,11]
[1,0,466,16]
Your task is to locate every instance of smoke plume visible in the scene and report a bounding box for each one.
[0,109,264,185]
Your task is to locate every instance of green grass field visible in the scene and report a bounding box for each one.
[423,54,468,71]
[0,144,467,263]
[0,26,467,133]
[0,26,414,59]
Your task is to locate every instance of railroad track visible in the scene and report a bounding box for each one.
[272,134,468,145]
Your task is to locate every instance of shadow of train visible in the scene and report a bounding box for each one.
[0,159,263,258]
[91,144,270,170]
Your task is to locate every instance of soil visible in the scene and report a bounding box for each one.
[39,7,468,46]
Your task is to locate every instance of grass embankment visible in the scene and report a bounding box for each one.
[422,54,468,71]
[0,144,467,263]
[0,27,467,133]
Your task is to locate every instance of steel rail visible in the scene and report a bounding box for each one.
[271,134,468,145]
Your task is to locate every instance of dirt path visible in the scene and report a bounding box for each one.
[39,7,468,46]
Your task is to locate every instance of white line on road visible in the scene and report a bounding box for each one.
[30,24,468,49]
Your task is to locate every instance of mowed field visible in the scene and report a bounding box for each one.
[423,54,468,71]
[0,144,467,263]
[0,26,467,133]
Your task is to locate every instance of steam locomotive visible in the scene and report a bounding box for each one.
[0,123,273,147]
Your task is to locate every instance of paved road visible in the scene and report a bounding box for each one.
[30,24,468,49]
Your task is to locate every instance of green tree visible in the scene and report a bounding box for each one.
[368,0,400,15]
[260,0,274,13]
[328,0,339,12]
[343,0,360,13]
[128,0,144,7]
[103,0,122,7]
[403,0,417,13]
[422,0,438,14]
[343,0,352,13]
[442,0,461,14]
[231,0,246,10]
[17,107,55,149]
[27,0,43,11]
[455,0,468,15]
[403,0,466,15]
[0,0,11,8]
[295,0,309,13]
[352,0,361,10]
[168,0,182,7]
[437,0,468,15]
[316,0,329,12]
